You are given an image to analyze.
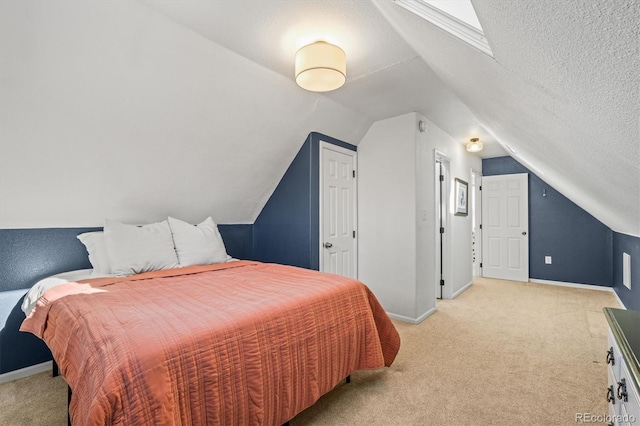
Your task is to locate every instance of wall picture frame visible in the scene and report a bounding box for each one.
[454,178,468,216]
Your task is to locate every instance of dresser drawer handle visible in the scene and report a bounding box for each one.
[616,378,628,402]
[606,347,615,365]
[607,385,616,404]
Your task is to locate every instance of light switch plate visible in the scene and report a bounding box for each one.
[545,256,552,265]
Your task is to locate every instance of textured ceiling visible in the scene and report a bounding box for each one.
[374,0,640,236]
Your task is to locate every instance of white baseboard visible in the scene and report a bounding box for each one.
[529,278,612,291]
[0,361,52,385]
[451,281,473,299]
[610,289,626,309]
[528,278,626,309]
[387,307,436,324]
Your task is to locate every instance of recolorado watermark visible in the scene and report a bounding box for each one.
[576,413,636,423]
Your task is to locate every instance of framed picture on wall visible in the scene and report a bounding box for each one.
[454,178,468,216]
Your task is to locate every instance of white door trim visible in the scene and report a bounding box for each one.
[470,168,482,278]
[319,141,358,278]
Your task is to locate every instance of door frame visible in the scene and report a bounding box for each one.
[470,168,482,278]
[319,141,358,277]
[434,150,451,299]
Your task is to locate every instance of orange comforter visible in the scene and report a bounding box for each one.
[21,261,400,425]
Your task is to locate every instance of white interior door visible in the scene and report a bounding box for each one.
[320,142,357,278]
[481,173,529,282]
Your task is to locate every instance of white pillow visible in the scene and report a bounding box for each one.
[168,216,229,266]
[77,231,112,275]
[104,219,179,276]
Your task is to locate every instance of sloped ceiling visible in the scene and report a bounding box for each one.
[1,0,637,236]
[0,1,370,227]
[0,0,499,228]
[374,0,640,236]
[142,0,504,156]
[138,0,640,236]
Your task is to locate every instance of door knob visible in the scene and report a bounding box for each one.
[522,231,527,235]
[324,242,333,248]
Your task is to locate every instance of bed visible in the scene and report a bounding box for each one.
[21,259,400,425]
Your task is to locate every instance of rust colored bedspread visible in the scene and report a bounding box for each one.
[21,261,400,425]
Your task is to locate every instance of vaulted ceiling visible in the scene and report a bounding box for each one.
[1,0,638,236]
[144,0,640,236]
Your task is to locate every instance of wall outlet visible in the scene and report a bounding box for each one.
[623,252,631,290]
[545,256,552,265]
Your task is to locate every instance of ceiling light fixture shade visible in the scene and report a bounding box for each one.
[295,41,346,92]
[466,137,483,153]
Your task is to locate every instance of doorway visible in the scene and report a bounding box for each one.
[434,151,451,299]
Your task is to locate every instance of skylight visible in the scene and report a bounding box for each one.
[393,0,493,57]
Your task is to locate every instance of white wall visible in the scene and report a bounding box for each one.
[358,112,481,322]
[0,1,370,229]
[358,113,417,319]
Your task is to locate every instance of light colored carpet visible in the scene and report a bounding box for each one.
[0,277,621,425]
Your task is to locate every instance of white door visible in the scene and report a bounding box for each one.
[320,142,357,278]
[481,173,529,282]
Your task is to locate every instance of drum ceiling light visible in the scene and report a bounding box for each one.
[295,41,346,92]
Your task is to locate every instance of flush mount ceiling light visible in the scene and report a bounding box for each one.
[466,137,483,153]
[295,41,346,92]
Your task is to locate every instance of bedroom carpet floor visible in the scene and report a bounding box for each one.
[0,277,621,426]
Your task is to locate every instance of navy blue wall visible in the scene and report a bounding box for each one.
[0,227,98,373]
[0,224,253,374]
[253,132,356,269]
[483,157,612,287]
[218,225,254,261]
[613,232,640,311]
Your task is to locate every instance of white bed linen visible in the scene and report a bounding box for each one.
[21,259,240,317]
[21,269,112,317]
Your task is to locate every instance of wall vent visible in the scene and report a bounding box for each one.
[623,252,631,290]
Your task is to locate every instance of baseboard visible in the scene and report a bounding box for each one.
[451,281,473,299]
[529,279,626,309]
[387,307,436,324]
[529,278,612,291]
[0,361,52,385]
[610,289,626,309]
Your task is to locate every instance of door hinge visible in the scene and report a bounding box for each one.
[479,185,482,190]
[440,279,445,287]
[440,227,445,234]
[353,230,356,238]
[352,170,356,178]
[480,262,483,268]
[479,224,482,229]
[439,174,444,182]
